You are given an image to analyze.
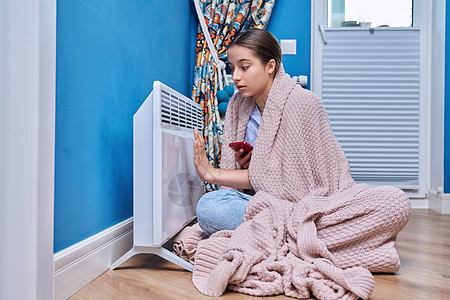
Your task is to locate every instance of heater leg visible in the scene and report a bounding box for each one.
[109,246,193,272]
[109,247,139,270]
[149,247,193,272]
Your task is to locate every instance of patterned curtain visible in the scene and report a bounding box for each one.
[192,0,275,191]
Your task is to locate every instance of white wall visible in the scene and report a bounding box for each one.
[0,0,12,295]
[0,0,10,294]
[0,0,9,190]
[0,0,56,299]
[430,0,445,191]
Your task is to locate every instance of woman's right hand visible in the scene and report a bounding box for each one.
[235,149,252,169]
[193,128,216,182]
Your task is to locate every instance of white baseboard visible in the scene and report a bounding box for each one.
[53,218,133,300]
[428,190,450,214]
[409,198,429,209]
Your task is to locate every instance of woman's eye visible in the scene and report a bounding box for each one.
[242,66,249,70]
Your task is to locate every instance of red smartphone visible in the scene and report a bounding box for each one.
[229,141,253,154]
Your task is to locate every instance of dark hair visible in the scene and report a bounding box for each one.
[230,28,282,75]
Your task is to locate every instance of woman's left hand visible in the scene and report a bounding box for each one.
[235,149,252,169]
[193,128,216,182]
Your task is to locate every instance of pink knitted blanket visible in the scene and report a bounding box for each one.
[175,67,411,299]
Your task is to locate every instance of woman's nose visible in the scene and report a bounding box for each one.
[232,71,240,82]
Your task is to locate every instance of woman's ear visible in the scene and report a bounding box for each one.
[267,59,276,76]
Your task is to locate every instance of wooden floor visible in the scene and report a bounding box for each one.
[70,209,450,300]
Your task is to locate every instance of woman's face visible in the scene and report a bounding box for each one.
[228,45,275,101]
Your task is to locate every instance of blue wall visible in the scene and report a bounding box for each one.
[267,0,311,87]
[446,0,450,193]
[57,0,446,252]
[55,0,196,252]
[54,0,314,252]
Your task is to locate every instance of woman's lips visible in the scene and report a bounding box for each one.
[237,85,245,91]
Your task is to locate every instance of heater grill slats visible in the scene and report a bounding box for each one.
[160,89,203,129]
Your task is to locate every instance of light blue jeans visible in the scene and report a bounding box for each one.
[196,189,252,236]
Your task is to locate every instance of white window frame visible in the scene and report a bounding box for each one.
[311,0,431,200]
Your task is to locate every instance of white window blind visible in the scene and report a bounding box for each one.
[321,28,420,189]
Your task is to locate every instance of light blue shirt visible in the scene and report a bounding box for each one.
[244,104,261,147]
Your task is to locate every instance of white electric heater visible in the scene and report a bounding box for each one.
[110,81,204,271]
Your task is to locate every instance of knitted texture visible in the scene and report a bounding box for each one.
[173,223,207,264]
[182,66,411,299]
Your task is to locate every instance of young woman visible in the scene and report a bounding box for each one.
[186,28,410,298]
